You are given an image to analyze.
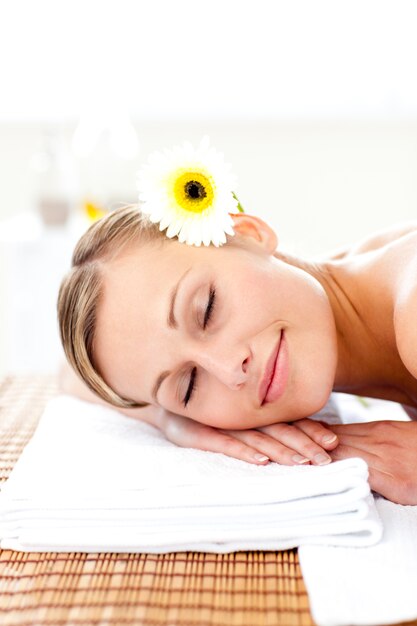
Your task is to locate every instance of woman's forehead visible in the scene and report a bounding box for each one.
[98,237,250,336]
[98,245,179,331]
[93,243,201,384]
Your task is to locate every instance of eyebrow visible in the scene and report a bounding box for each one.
[151,266,192,404]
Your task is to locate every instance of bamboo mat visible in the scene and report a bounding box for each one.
[0,376,416,626]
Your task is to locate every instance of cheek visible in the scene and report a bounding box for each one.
[285,293,338,418]
[226,266,278,330]
[279,266,333,330]
[185,381,246,429]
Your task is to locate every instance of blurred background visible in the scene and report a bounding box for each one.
[0,0,416,377]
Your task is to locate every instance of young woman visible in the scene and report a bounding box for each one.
[58,206,417,505]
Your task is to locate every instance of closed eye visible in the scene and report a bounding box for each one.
[182,286,217,407]
[203,286,216,329]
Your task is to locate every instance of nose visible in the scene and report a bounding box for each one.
[195,345,249,390]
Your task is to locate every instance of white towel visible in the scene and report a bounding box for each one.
[299,497,417,626]
[0,394,381,553]
[299,393,417,626]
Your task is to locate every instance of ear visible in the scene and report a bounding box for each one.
[229,213,278,255]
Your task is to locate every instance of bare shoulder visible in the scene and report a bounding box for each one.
[351,221,417,255]
[327,220,417,260]
[393,243,417,380]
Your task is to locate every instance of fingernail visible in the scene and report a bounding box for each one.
[254,454,269,462]
[322,434,337,444]
[314,453,331,465]
[292,455,310,465]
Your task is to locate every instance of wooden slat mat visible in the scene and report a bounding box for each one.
[1,376,415,626]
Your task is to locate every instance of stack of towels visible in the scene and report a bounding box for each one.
[0,395,380,553]
[2,393,417,626]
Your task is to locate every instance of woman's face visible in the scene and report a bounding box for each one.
[94,215,339,429]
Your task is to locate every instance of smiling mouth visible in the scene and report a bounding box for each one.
[264,335,282,401]
[264,369,275,403]
[259,330,283,406]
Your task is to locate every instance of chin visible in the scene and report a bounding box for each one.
[298,391,333,420]
[277,359,336,422]
[298,367,336,418]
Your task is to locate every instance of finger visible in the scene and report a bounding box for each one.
[322,431,388,459]
[311,419,338,429]
[221,429,312,466]
[165,420,272,465]
[250,423,332,466]
[323,422,377,436]
[328,443,380,466]
[290,418,339,449]
[208,432,274,465]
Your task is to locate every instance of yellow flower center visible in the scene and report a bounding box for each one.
[172,170,215,213]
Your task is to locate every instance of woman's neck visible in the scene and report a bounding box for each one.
[274,246,417,407]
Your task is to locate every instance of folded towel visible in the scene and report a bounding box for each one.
[0,395,382,553]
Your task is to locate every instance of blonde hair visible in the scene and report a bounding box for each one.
[57,204,167,409]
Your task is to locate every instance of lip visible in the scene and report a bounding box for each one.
[263,329,289,404]
[259,331,283,405]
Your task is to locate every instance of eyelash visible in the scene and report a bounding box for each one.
[182,286,216,407]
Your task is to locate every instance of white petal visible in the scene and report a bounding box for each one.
[159,213,173,231]
[188,220,203,246]
[149,212,163,224]
[185,222,197,246]
[202,224,211,247]
[177,221,191,243]
[166,219,183,238]
[219,230,227,245]
[223,222,235,236]
[221,214,236,236]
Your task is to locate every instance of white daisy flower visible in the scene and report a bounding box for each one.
[136,136,244,247]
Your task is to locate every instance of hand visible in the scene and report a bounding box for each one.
[326,420,417,505]
[158,409,339,466]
